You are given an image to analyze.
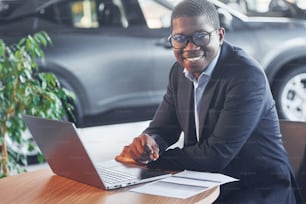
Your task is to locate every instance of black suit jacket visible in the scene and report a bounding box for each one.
[145,42,301,203]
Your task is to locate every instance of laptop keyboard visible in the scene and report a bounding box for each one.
[96,167,137,184]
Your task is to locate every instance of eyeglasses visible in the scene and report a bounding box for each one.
[168,29,219,49]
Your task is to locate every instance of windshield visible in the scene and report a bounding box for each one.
[163,0,306,19]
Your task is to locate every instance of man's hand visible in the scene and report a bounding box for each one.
[115,134,159,165]
[115,145,138,165]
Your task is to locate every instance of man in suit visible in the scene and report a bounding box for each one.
[116,0,301,203]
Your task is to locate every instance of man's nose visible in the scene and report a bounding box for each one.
[185,39,198,49]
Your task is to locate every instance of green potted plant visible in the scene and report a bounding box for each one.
[0,31,75,177]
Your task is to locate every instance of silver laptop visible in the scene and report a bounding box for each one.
[23,115,171,190]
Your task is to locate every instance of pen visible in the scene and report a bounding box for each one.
[172,175,222,183]
[144,144,158,161]
[144,144,153,155]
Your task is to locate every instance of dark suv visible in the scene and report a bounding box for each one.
[1,0,306,127]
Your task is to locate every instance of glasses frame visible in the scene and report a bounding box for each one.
[168,29,219,49]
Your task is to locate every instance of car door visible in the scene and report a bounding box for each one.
[34,0,175,126]
[217,5,262,62]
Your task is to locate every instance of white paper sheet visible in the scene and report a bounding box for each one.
[130,170,238,199]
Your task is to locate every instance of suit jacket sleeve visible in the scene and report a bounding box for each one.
[143,63,183,153]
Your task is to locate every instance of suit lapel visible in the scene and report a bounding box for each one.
[197,43,229,140]
[198,80,217,139]
[178,73,193,128]
[177,72,197,145]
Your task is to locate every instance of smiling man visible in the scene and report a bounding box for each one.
[115,0,302,203]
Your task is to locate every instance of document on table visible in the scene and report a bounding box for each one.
[130,170,238,199]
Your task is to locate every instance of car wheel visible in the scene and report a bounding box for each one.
[272,65,306,121]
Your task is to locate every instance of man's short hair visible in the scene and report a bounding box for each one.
[171,0,220,29]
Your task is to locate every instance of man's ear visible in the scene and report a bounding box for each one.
[218,27,225,45]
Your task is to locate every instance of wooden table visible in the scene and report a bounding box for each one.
[0,168,219,204]
[1,123,219,203]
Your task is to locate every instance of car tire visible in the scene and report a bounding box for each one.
[272,64,306,121]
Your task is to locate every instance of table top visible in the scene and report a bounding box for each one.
[0,168,219,204]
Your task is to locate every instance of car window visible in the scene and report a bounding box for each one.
[0,1,10,17]
[41,0,130,28]
[40,0,159,29]
[1,0,162,29]
[71,0,99,28]
[138,0,172,28]
[219,0,306,18]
